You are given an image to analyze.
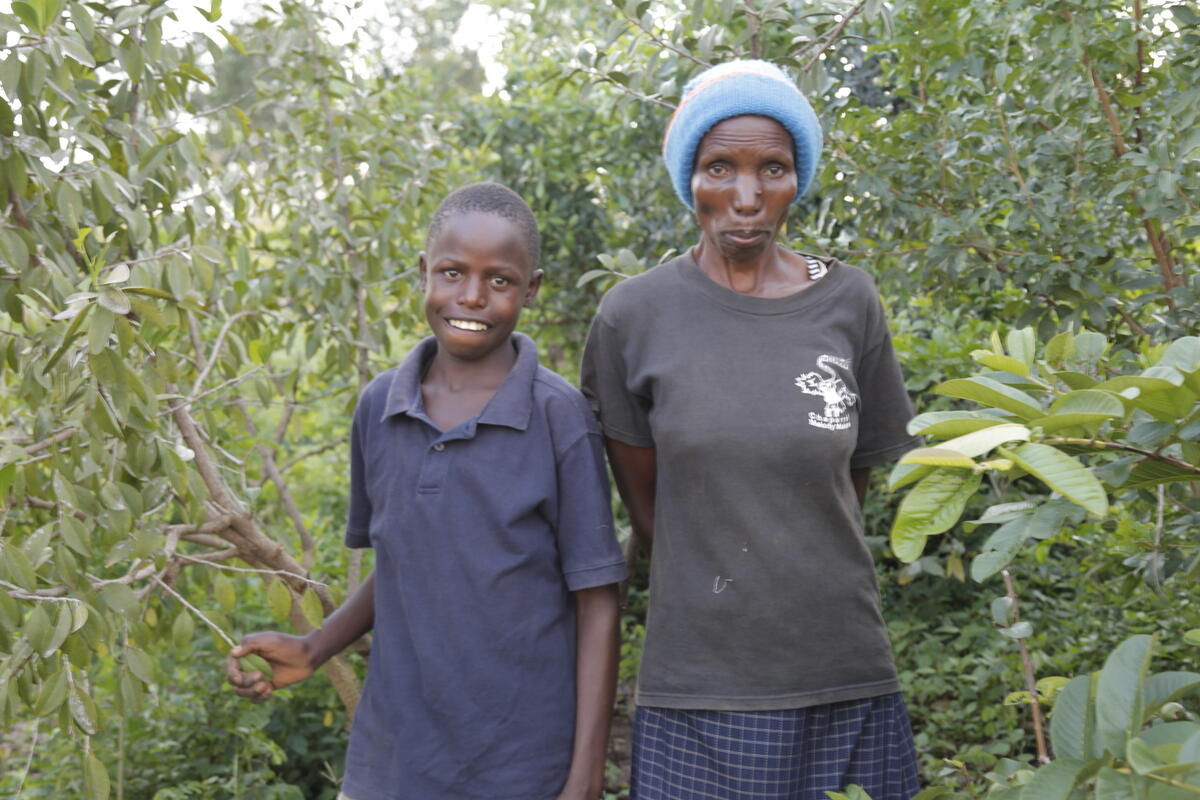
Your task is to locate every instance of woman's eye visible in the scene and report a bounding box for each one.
[708,163,728,176]
[766,164,785,176]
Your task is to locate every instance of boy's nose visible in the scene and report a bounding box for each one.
[458,275,486,308]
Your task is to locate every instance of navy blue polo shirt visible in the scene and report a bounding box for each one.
[341,333,626,800]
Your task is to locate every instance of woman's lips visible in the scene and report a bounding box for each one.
[723,230,768,246]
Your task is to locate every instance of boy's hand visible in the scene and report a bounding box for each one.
[225,632,316,702]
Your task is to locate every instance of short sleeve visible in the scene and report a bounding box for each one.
[345,396,373,548]
[554,431,628,591]
[851,300,922,469]
[580,312,655,447]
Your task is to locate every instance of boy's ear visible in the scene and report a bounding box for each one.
[418,252,428,290]
[524,268,544,304]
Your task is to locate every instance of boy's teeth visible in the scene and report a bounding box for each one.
[448,319,488,331]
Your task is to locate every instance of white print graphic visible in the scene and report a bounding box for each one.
[795,354,857,430]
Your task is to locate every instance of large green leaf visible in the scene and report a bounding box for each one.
[890,469,983,563]
[1003,443,1108,516]
[1050,674,1096,760]
[887,461,934,491]
[1143,672,1200,719]
[1096,635,1154,757]
[906,410,1009,438]
[915,423,1032,458]
[935,376,1045,420]
[1124,460,1200,489]
[1031,390,1125,433]
[1018,758,1090,800]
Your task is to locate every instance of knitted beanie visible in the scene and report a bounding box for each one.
[662,60,823,209]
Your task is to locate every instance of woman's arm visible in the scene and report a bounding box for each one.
[851,467,871,509]
[226,571,376,701]
[605,438,657,558]
[557,584,620,800]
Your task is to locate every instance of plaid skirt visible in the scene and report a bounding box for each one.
[630,693,920,800]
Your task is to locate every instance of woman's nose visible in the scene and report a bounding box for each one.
[732,173,762,213]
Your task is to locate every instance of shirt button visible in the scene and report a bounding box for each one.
[433,442,445,452]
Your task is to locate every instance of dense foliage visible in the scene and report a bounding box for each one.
[0,0,1196,798]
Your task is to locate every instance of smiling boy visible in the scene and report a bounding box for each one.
[226,182,627,800]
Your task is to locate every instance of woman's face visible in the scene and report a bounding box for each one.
[691,115,797,262]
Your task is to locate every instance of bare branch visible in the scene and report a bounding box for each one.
[799,0,869,71]
[175,552,328,587]
[617,7,711,68]
[1001,570,1050,765]
[154,576,237,647]
[25,428,79,455]
[191,310,261,396]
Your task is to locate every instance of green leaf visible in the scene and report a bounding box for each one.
[1144,672,1200,718]
[213,572,236,612]
[171,611,195,649]
[936,423,1031,457]
[1002,443,1108,516]
[59,31,95,67]
[300,588,324,628]
[1185,630,1200,646]
[1127,737,1162,774]
[100,583,139,618]
[33,666,69,716]
[124,646,154,684]
[1096,635,1154,757]
[1019,758,1089,800]
[1032,390,1124,433]
[266,578,292,622]
[1050,674,1097,760]
[966,501,1037,529]
[97,289,131,316]
[971,515,1031,582]
[907,411,1009,438]
[890,469,983,562]
[1045,331,1076,366]
[973,352,1031,377]
[84,750,110,800]
[898,447,976,468]
[1007,327,1036,367]
[68,682,98,735]
[1124,460,1200,489]
[935,377,1044,420]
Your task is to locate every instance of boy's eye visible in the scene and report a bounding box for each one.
[490,275,512,288]
[442,268,461,279]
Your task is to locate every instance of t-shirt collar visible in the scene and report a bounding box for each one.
[381,333,538,431]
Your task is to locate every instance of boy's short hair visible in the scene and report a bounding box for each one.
[426,182,542,270]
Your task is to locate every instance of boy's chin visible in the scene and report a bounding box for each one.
[433,328,515,362]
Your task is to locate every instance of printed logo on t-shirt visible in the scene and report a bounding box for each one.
[794,354,857,431]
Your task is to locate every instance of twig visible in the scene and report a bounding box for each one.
[617,6,711,68]
[274,438,348,477]
[175,552,327,587]
[24,428,78,455]
[1002,569,1050,764]
[153,575,236,647]
[190,310,260,396]
[12,717,39,800]
[799,0,869,71]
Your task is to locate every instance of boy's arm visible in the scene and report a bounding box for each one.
[226,571,376,702]
[605,438,656,559]
[557,584,620,800]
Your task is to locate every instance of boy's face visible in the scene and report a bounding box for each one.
[419,211,542,363]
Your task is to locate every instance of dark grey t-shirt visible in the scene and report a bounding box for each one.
[581,253,919,711]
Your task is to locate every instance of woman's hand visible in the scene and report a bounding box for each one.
[225,632,317,702]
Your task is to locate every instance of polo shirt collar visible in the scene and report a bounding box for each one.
[381,333,538,432]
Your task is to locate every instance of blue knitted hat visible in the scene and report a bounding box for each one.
[662,60,823,210]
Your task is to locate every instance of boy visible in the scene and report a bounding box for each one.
[225,182,627,800]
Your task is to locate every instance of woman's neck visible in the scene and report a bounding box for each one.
[692,240,809,298]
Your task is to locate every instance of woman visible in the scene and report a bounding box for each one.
[581,60,922,800]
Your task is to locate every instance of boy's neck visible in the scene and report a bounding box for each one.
[421,336,518,431]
